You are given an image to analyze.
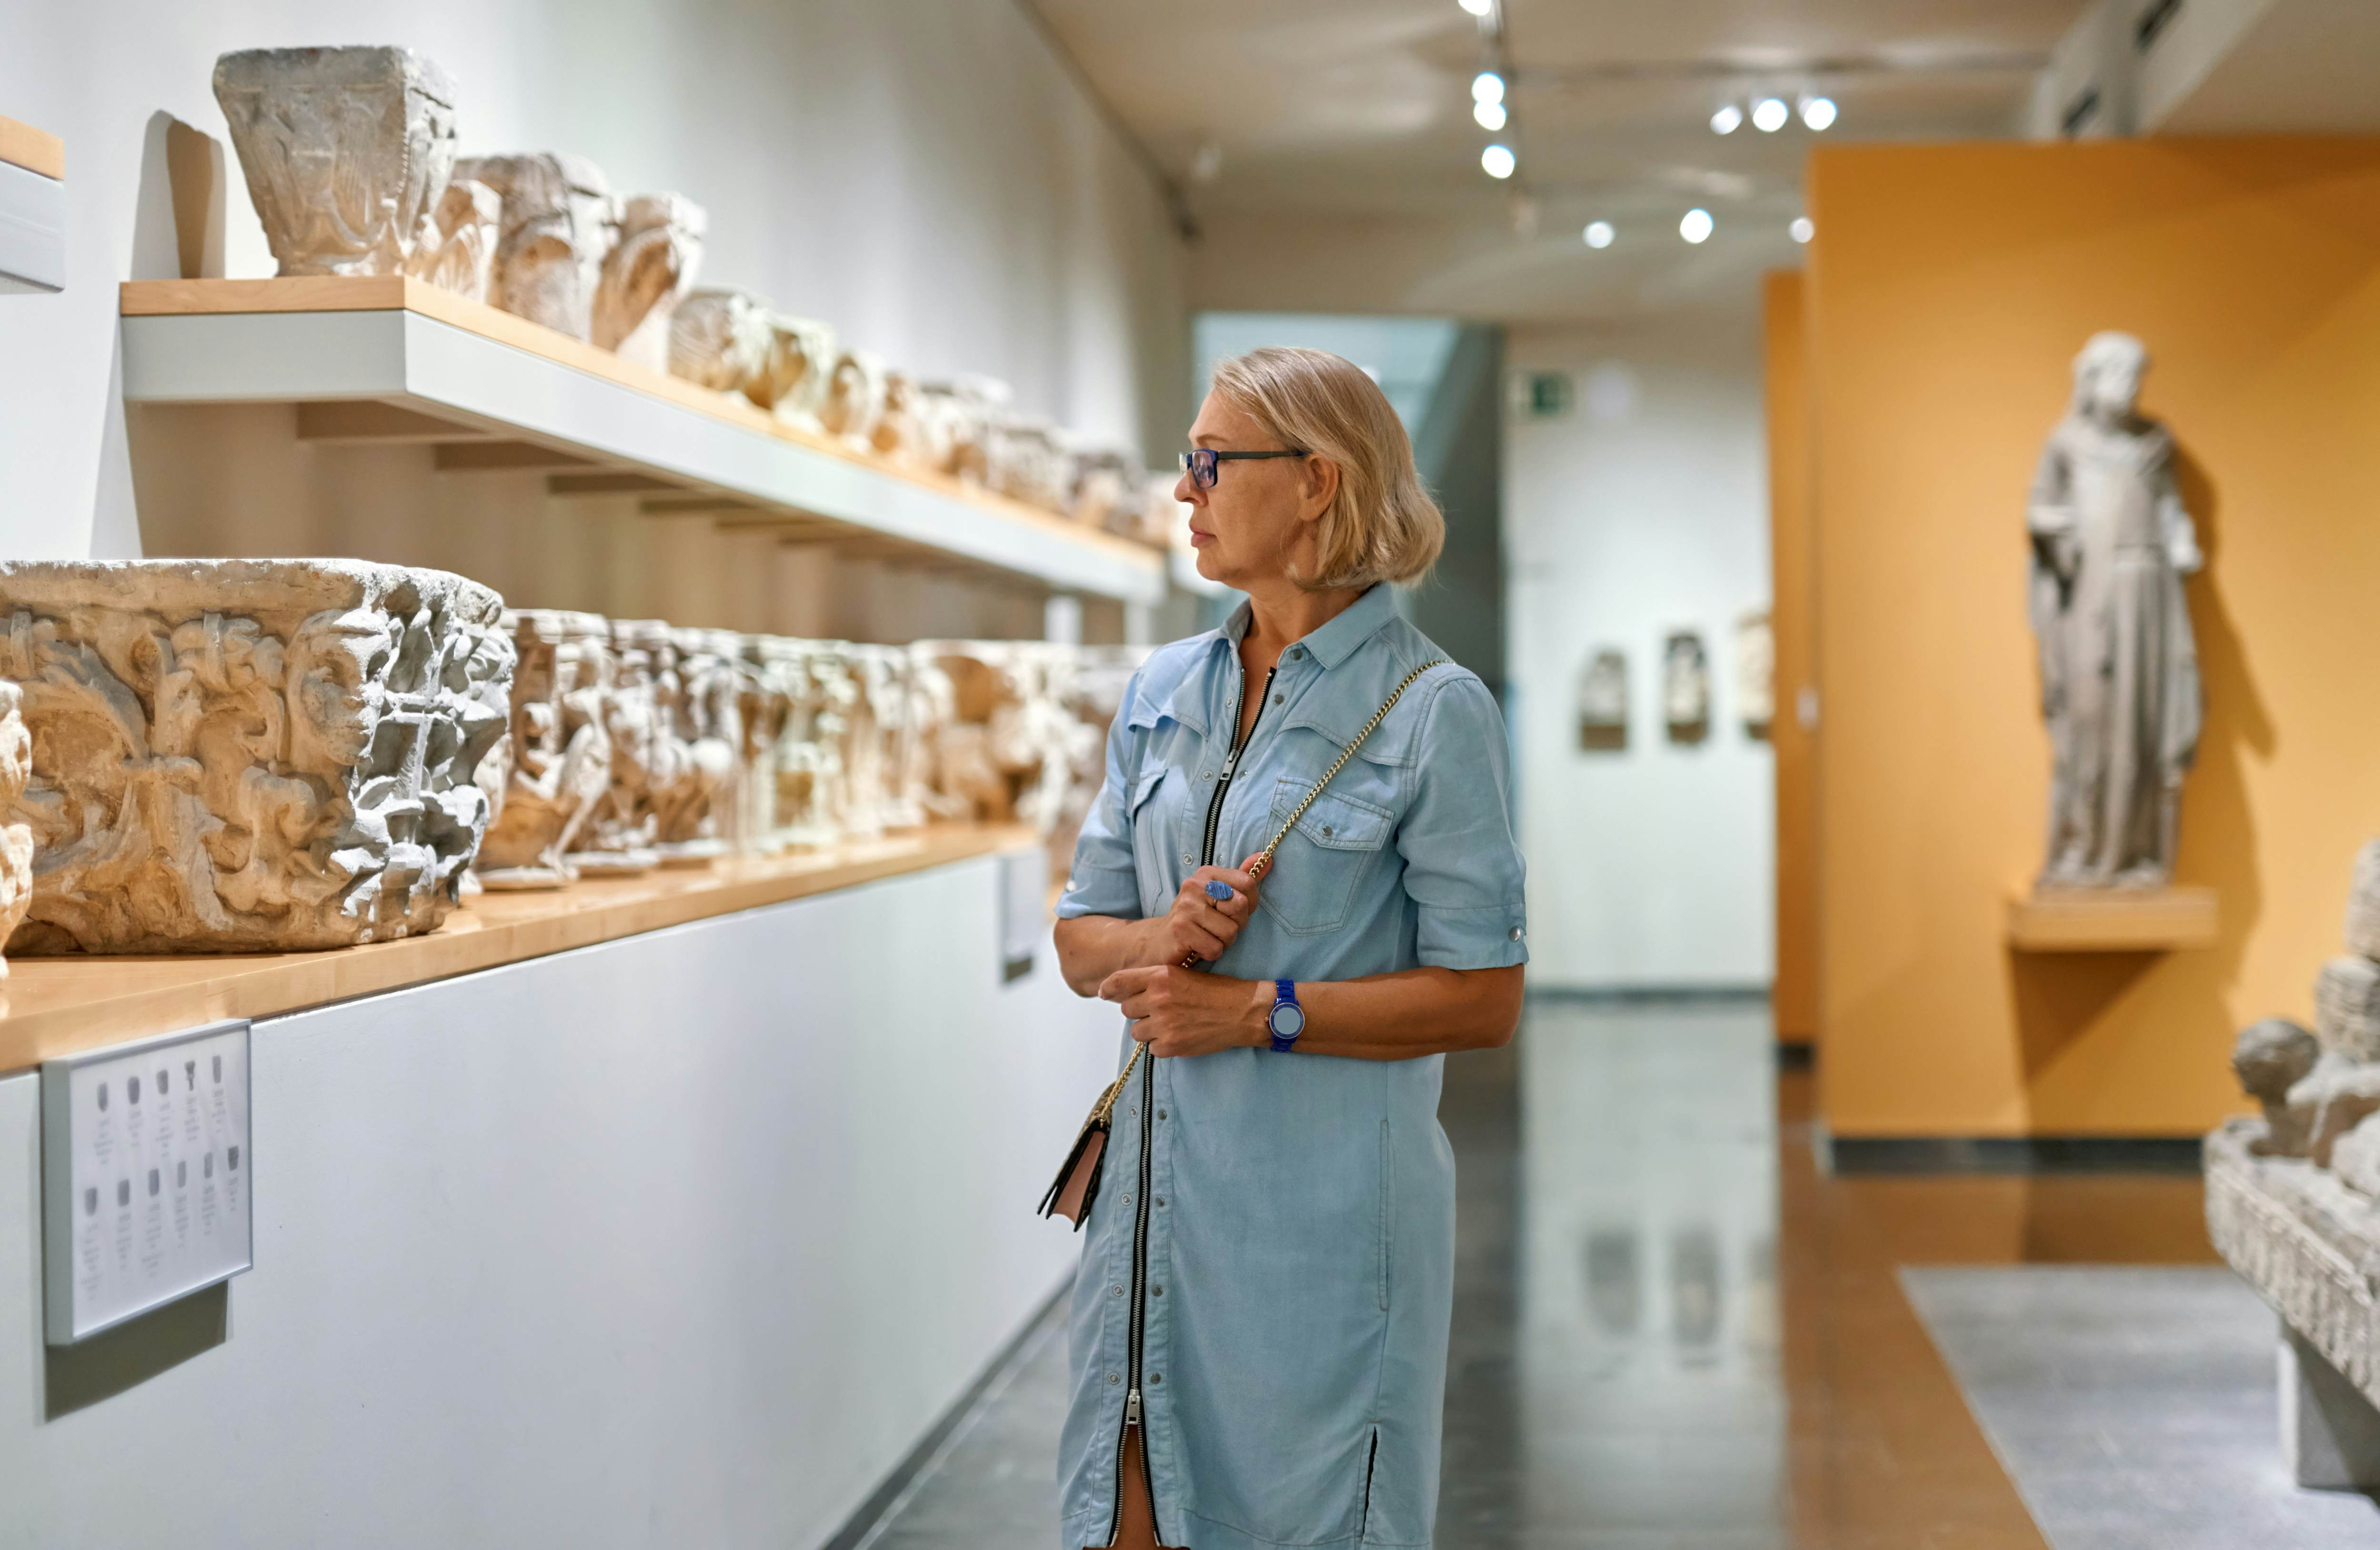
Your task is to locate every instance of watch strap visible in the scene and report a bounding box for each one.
[1268,979,1302,1053]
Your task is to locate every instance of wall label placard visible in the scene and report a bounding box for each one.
[42,1019,253,1345]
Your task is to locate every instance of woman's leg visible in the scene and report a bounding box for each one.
[1099,1425,1164,1550]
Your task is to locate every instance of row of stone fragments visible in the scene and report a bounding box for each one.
[0,560,1143,967]
[210,46,1166,543]
[2209,839,2380,1409]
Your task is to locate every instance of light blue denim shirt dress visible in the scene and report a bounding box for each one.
[1053,583,1528,1550]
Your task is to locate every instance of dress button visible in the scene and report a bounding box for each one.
[1290,647,1303,658]
[1121,1193,1132,1206]
[1150,1372,1163,1384]
[1157,1109,1167,1121]
[1112,1284,1125,1297]
[1151,1284,1164,1297]
[1272,694,1284,705]
[1154,1196,1166,1208]
[1509,926,1526,941]
[1109,1372,1122,1385]
[1182,852,1193,865]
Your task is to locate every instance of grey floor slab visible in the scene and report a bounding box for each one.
[1903,1265,2380,1550]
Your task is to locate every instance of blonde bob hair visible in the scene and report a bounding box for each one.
[1207,346,1446,589]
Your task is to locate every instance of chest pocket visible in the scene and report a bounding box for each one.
[1129,758,1184,912]
[1257,775,1394,935]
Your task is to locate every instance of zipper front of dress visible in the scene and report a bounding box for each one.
[1109,661,1277,1546]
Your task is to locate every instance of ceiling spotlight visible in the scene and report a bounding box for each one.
[1790,216,1814,244]
[1481,143,1516,179]
[1584,220,1615,249]
[1800,95,1838,131]
[1474,99,1507,131]
[1458,0,1493,15]
[1680,207,1714,244]
[1473,71,1505,106]
[1710,103,1743,135]
[1751,97,1790,132]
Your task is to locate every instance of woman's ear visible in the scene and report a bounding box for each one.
[1299,455,1341,524]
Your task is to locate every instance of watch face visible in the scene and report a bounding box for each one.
[1269,1003,1306,1039]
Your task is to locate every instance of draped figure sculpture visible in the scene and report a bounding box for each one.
[2026,331,2203,890]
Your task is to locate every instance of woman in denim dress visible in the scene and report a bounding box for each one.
[1053,347,1528,1550]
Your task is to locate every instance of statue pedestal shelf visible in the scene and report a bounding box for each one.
[2004,885,2218,952]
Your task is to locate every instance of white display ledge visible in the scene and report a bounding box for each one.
[0,117,64,294]
[118,278,1166,605]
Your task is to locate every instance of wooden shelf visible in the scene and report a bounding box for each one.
[117,277,1166,605]
[0,824,1039,1074]
[2005,886,2219,952]
[0,115,62,295]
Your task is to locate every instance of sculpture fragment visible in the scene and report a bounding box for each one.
[2027,331,2202,890]
[453,152,619,340]
[405,178,500,301]
[213,46,459,280]
[820,348,888,448]
[594,193,707,372]
[0,685,31,976]
[0,560,511,951]
[1662,630,1709,740]
[475,610,613,890]
[1577,648,1628,752]
[668,288,775,398]
[761,314,837,426]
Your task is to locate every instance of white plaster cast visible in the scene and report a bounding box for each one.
[213,46,459,279]
[0,560,511,951]
[2028,331,2202,890]
[475,610,614,890]
[453,152,619,340]
[820,348,889,449]
[764,315,838,427]
[406,178,500,302]
[1662,630,1710,737]
[594,193,707,372]
[668,288,776,399]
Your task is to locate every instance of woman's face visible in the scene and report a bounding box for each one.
[1176,389,1334,590]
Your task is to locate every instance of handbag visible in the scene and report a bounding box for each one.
[1038,658,1448,1227]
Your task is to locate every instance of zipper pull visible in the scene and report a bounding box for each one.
[1125,1388,1143,1425]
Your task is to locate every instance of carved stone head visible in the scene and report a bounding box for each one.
[2234,1017,2321,1104]
[2072,331,2149,425]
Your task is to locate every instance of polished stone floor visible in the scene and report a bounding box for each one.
[858,999,2236,1550]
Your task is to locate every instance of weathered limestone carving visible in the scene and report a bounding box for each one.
[2349,841,2380,962]
[406,178,500,301]
[0,684,32,976]
[764,315,838,428]
[475,610,613,890]
[1735,610,1774,736]
[669,288,775,398]
[2028,332,2202,890]
[453,152,618,340]
[567,620,666,874]
[1068,447,1139,532]
[872,371,932,468]
[1577,647,1628,752]
[1663,630,1709,740]
[214,47,459,280]
[2209,837,2380,1418]
[820,349,889,449]
[2318,956,2380,1061]
[652,627,741,864]
[0,560,511,952]
[1050,645,1145,881]
[594,193,706,372]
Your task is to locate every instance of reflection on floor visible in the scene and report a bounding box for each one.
[858,999,2242,1550]
[1907,1266,2380,1550]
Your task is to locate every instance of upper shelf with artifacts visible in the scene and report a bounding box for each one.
[0,114,64,293]
[118,276,1167,605]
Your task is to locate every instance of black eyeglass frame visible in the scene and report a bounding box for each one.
[1179,447,1309,490]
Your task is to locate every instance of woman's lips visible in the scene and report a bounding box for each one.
[1189,529,1214,547]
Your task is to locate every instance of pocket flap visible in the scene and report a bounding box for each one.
[1268,776,1391,851]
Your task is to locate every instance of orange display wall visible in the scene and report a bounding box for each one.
[1804,138,2380,1140]
[1765,270,1819,1044]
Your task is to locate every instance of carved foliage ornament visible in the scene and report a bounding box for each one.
[0,561,512,953]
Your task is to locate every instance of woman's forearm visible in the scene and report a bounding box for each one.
[1290,965,1524,1059]
[1054,914,1162,996]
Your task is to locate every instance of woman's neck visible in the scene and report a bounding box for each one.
[1240,578,1368,666]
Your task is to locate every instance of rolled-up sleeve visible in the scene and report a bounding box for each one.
[1398,675,1528,968]
[1056,669,1146,922]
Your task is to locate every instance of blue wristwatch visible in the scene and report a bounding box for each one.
[1266,980,1305,1053]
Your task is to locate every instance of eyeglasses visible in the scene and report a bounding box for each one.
[1179,447,1307,490]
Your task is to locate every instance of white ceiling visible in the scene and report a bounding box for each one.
[1032,0,2090,320]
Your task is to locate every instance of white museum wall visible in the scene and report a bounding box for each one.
[1506,310,1775,990]
[0,0,1190,563]
[0,854,1121,1550]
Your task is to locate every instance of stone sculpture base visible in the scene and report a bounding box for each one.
[475,865,575,892]
[2281,1327,2380,1490]
[565,848,656,876]
[2004,885,2219,952]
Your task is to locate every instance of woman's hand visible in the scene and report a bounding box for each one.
[1150,865,1260,966]
[1099,966,1267,1058]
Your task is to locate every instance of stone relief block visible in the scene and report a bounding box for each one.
[820,348,888,449]
[1068,447,1139,533]
[567,619,666,875]
[594,193,707,372]
[2317,955,2380,1061]
[2348,840,2380,962]
[871,370,930,467]
[2332,1113,2380,1200]
[2233,1018,2321,1157]
[405,178,499,301]
[475,609,613,890]
[214,46,459,280]
[733,637,796,851]
[1735,610,1774,736]
[1663,630,1709,741]
[0,560,511,952]
[454,152,618,340]
[668,288,775,398]
[763,315,837,427]
[0,684,31,976]
[652,627,742,863]
[1577,647,1628,752]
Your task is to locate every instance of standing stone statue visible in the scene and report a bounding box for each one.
[2026,331,2203,890]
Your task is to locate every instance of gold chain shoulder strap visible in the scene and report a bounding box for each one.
[1248,657,1449,880]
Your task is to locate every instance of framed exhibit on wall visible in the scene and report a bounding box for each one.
[1662,630,1709,744]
